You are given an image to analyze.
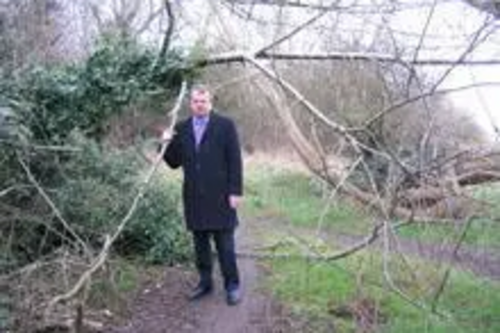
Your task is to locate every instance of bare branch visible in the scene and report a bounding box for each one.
[225,0,458,14]
[244,55,361,152]
[315,156,363,236]
[362,81,500,129]
[154,0,175,70]
[0,185,30,198]
[380,220,440,316]
[136,8,164,35]
[405,0,438,92]
[200,50,500,67]
[238,221,384,261]
[17,155,90,257]
[431,215,477,312]
[429,15,497,92]
[253,1,339,55]
[0,139,82,152]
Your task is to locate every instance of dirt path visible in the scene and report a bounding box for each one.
[104,216,499,333]
[105,220,293,333]
[254,216,500,281]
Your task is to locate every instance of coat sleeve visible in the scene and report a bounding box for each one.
[225,119,243,195]
[163,123,183,169]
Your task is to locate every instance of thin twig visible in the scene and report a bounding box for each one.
[0,140,82,152]
[0,185,29,198]
[361,81,500,129]
[254,1,340,56]
[239,221,384,261]
[431,215,477,312]
[380,220,443,317]
[17,155,91,258]
[405,0,438,92]
[153,0,175,72]
[430,16,496,93]
[315,156,363,236]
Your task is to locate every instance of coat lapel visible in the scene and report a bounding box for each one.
[185,118,197,154]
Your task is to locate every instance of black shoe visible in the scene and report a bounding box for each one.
[226,288,241,306]
[188,285,213,301]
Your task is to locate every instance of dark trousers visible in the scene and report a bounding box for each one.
[192,229,240,292]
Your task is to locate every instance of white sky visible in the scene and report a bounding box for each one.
[391,1,500,139]
[76,0,500,139]
[196,1,500,138]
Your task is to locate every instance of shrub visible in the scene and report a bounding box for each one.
[3,36,189,143]
[121,175,191,264]
[52,133,190,264]
[1,133,190,269]
[0,36,196,269]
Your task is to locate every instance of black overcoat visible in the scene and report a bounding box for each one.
[163,112,243,231]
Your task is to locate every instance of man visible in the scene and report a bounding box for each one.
[161,86,243,306]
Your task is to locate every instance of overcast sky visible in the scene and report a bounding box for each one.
[78,0,500,139]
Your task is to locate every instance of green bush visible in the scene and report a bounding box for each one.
[2,36,190,143]
[1,133,190,269]
[0,36,197,269]
[52,134,190,264]
[121,175,191,264]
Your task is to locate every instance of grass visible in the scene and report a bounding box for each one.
[244,162,500,248]
[244,163,372,235]
[263,239,500,333]
[395,217,500,248]
[112,259,141,293]
[245,162,500,333]
[396,183,500,248]
[474,183,500,217]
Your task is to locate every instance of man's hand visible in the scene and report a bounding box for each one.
[161,128,173,142]
[229,195,242,209]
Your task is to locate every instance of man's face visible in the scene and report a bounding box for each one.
[190,90,212,117]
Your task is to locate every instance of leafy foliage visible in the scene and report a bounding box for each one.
[2,37,190,143]
[52,134,190,264]
[120,176,191,264]
[0,37,196,271]
[3,134,190,267]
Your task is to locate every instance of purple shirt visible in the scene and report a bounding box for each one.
[192,115,209,147]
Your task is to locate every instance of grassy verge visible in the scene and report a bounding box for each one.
[244,163,500,248]
[245,162,500,332]
[244,163,372,236]
[395,217,500,248]
[261,233,500,333]
[395,183,500,248]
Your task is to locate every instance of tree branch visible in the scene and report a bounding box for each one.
[153,0,175,71]
[199,50,500,67]
[238,221,384,261]
[361,81,500,129]
[431,215,477,312]
[253,0,340,56]
[17,156,90,257]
